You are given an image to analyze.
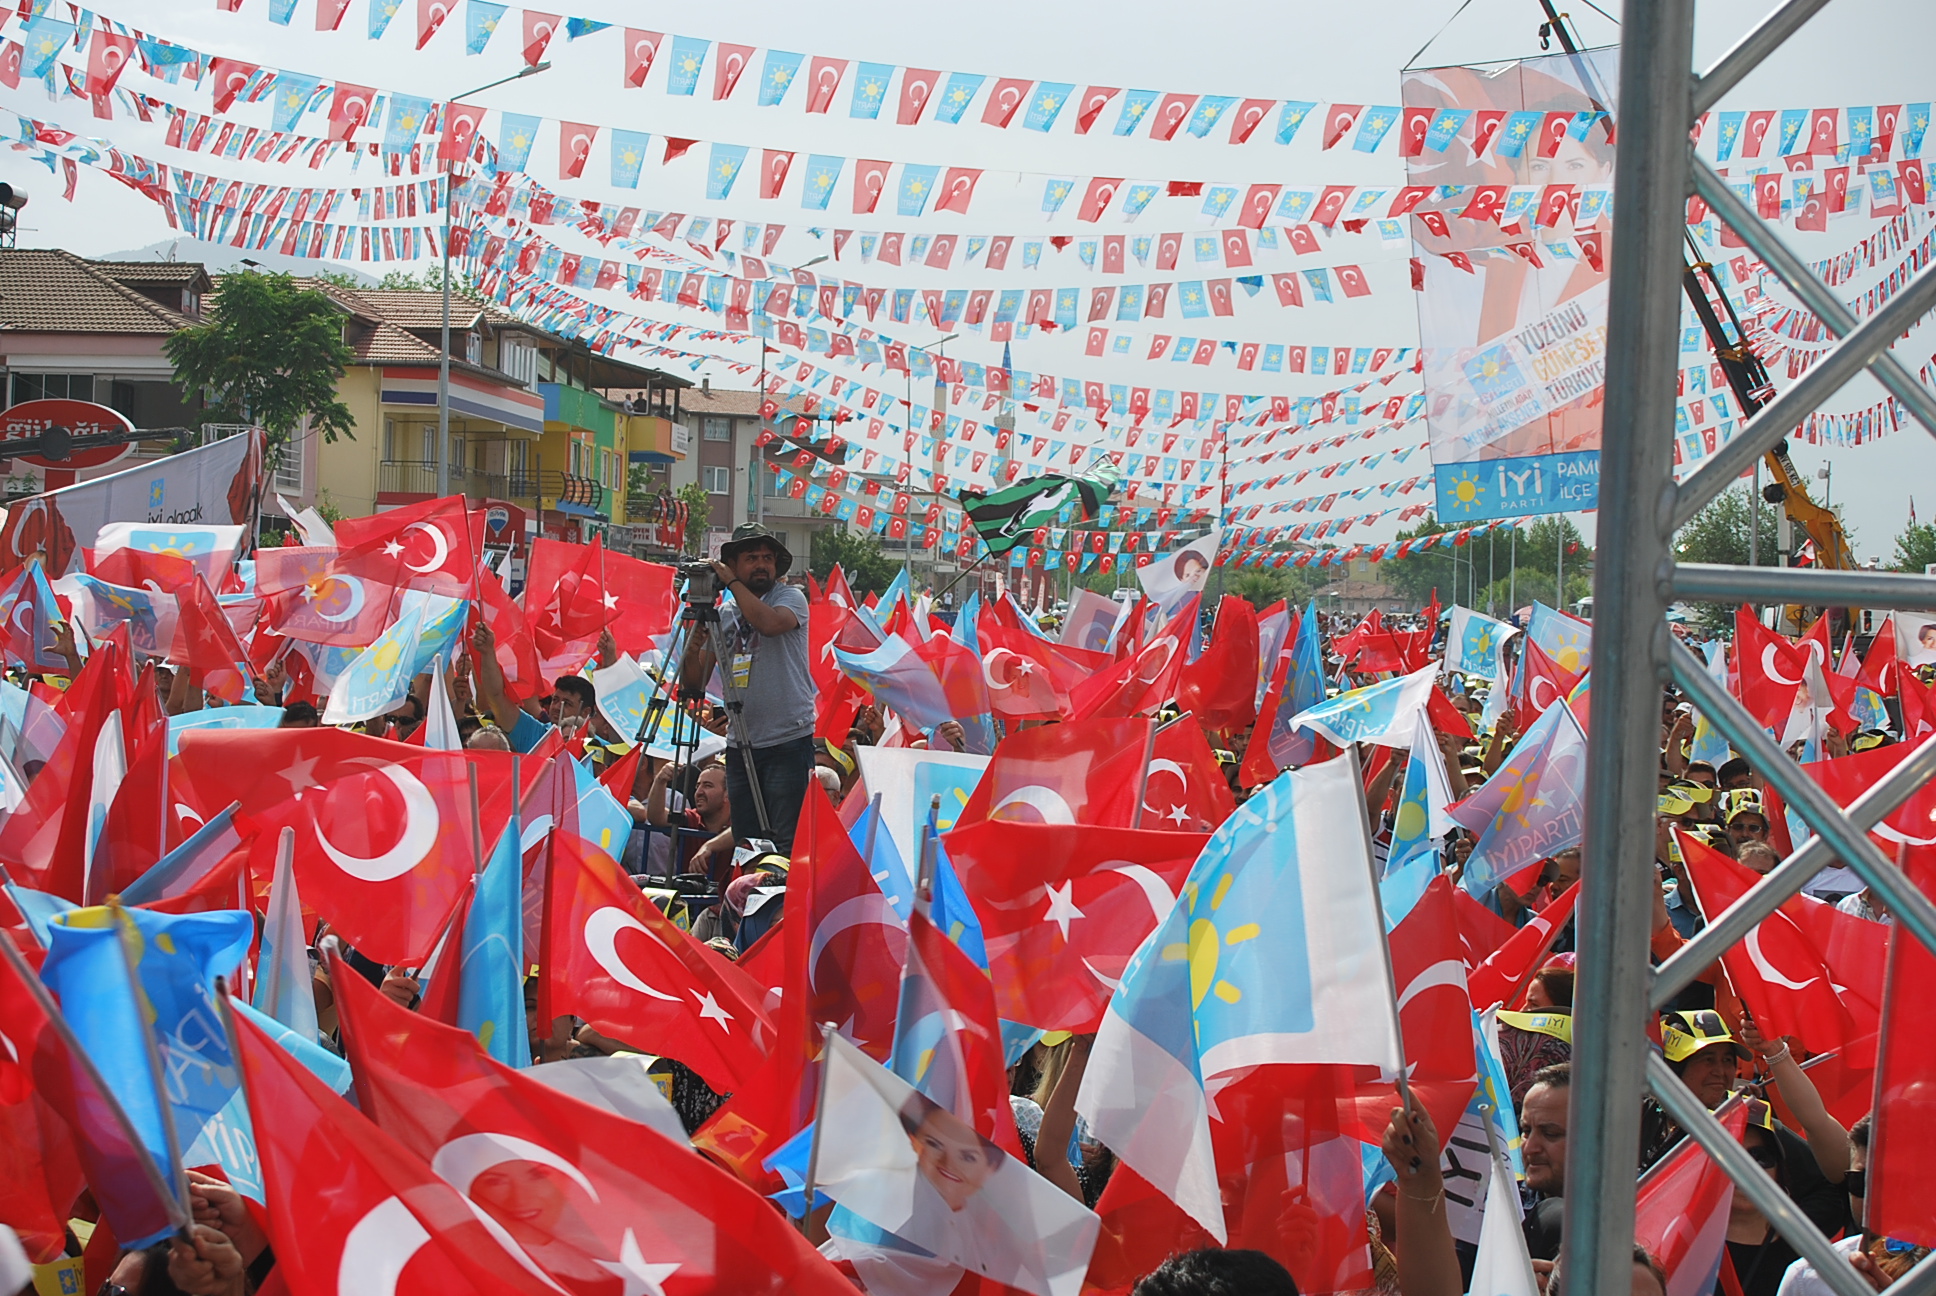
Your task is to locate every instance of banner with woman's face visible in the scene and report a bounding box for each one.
[1403,49,1620,523]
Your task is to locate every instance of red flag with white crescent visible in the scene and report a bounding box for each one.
[540,834,771,1093]
[232,1007,568,1296]
[336,965,856,1294]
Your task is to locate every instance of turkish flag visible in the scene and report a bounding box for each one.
[690,793,870,1187]
[1078,176,1123,222]
[1238,183,1280,229]
[622,29,663,87]
[1680,832,1882,1063]
[1770,739,1936,859]
[0,934,160,1257]
[899,910,1027,1157]
[1311,184,1355,226]
[1808,106,1839,154]
[176,728,522,964]
[1466,883,1579,1010]
[1742,109,1776,156]
[852,158,890,213]
[437,100,484,161]
[526,535,619,660]
[1146,716,1239,831]
[336,963,854,1293]
[976,621,1106,719]
[0,937,85,1263]
[1229,96,1274,143]
[1323,103,1363,149]
[334,494,477,598]
[1086,1065,1377,1294]
[472,566,543,703]
[599,548,677,657]
[1461,185,1508,222]
[898,67,940,124]
[945,820,1204,1032]
[232,1007,570,1296]
[175,574,250,704]
[1175,594,1260,736]
[802,56,847,112]
[1635,1101,1750,1296]
[540,835,771,1092]
[1150,93,1199,141]
[1077,86,1122,133]
[935,166,981,213]
[520,9,558,66]
[981,77,1033,127]
[956,715,1155,827]
[1869,845,1936,1246]
[1537,110,1573,158]
[1399,105,1436,156]
[558,121,596,179]
[208,57,259,113]
[1349,875,1480,1143]
[1513,638,1582,733]
[1066,596,1197,720]
[1733,606,1808,729]
[1336,264,1371,297]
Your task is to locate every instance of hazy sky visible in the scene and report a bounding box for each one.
[6,0,1932,556]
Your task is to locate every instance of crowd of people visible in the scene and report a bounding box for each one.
[0,511,1929,1296]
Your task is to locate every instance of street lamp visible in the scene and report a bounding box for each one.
[439,61,551,500]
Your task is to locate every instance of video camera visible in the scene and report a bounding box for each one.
[680,561,720,606]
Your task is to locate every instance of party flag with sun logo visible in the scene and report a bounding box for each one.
[1446,605,1518,681]
[1075,753,1402,1242]
[1386,709,1455,877]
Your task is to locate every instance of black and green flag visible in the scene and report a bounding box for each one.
[957,463,1118,555]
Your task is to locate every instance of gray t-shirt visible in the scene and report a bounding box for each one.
[717,581,815,747]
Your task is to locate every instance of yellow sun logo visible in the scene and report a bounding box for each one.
[1162,869,1261,1022]
[1447,469,1487,510]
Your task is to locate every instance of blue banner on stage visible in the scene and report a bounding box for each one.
[1433,450,1600,520]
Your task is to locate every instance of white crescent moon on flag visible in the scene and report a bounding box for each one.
[1761,644,1803,687]
[1141,759,1189,816]
[314,766,439,882]
[337,1196,431,1296]
[1106,862,1178,921]
[1396,959,1467,1012]
[991,784,1077,825]
[807,893,903,992]
[981,647,1023,692]
[402,522,448,574]
[432,1132,601,1202]
[1743,923,1818,991]
[520,813,553,853]
[1134,638,1178,684]
[583,907,679,1001]
[1872,820,1936,847]
[1529,674,1558,709]
[9,501,44,556]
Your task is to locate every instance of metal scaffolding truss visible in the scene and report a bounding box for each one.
[1566,0,1936,1293]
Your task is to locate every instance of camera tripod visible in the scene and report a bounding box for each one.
[632,578,773,848]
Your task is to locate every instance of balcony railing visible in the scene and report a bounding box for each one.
[540,471,606,512]
[378,460,540,501]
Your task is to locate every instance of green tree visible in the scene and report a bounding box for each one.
[165,273,357,452]
[1888,518,1936,573]
[1674,485,1781,633]
[673,481,712,557]
[1224,555,1334,612]
[811,527,901,595]
[1380,515,1457,606]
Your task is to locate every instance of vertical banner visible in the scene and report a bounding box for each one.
[1405,50,1618,521]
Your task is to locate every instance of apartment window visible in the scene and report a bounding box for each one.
[703,465,730,494]
[273,440,302,493]
[499,338,536,385]
[703,417,732,442]
[465,331,482,365]
[10,373,94,404]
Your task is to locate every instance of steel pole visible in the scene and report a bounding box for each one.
[1561,1,1695,1291]
[438,171,454,499]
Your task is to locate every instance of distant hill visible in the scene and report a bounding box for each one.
[100,237,379,285]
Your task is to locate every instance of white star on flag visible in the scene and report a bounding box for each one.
[1044,880,1084,939]
[596,1229,680,1296]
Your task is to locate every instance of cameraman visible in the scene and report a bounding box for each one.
[678,525,815,854]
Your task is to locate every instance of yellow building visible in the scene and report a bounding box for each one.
[298,285,691,561]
